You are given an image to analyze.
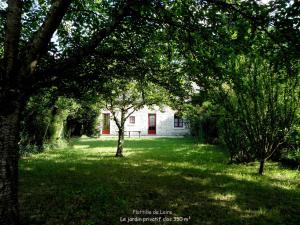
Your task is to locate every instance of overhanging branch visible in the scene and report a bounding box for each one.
[25,0,73,72]
[29,0,142,87]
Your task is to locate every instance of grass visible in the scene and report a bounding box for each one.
[19,137,300,225]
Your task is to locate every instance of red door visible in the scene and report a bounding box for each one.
[102,113,110,134]
[148,114,156,135]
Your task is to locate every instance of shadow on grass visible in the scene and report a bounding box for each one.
[19,138,300,225]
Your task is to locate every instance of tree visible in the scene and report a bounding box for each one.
[0,0,157,223]
[102,78,168,157]
[216,54,299,175]
[177,0,300,174]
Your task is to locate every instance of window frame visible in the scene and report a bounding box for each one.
[174,114,184,128]
[129,116,135,124]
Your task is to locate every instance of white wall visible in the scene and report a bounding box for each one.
[101,106,190,136]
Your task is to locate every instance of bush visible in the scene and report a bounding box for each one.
[219,118,255,163]
[280,125,300,169]
[280,149,300,170]
[20,91,80,155]
[65,105,100,138]
[184,101,220,144]
[20,90,54,152]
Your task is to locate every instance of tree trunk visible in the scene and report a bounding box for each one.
[116,127,125,157]
[258,159,265,175]
[0,109,21,225]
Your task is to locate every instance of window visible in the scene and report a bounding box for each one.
[129,116,135,124]
[174,114,183,128]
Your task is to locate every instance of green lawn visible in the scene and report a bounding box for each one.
[19,137,300,225]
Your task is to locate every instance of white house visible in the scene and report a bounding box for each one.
[100,106,190,136]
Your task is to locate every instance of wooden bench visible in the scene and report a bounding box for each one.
[125,131,141,138]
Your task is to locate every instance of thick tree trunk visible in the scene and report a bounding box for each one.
[0,109,20,225]
[116,128,125,157]
[258,159,265,175]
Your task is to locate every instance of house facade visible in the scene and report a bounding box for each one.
[100,106,190,136]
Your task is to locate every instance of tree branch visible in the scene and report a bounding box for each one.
[24,0,73,73]
[106,96,121,129]
[125,109,136,120]
[30,0,139,85]
[125,105,136,112]
[111,110,121,129]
